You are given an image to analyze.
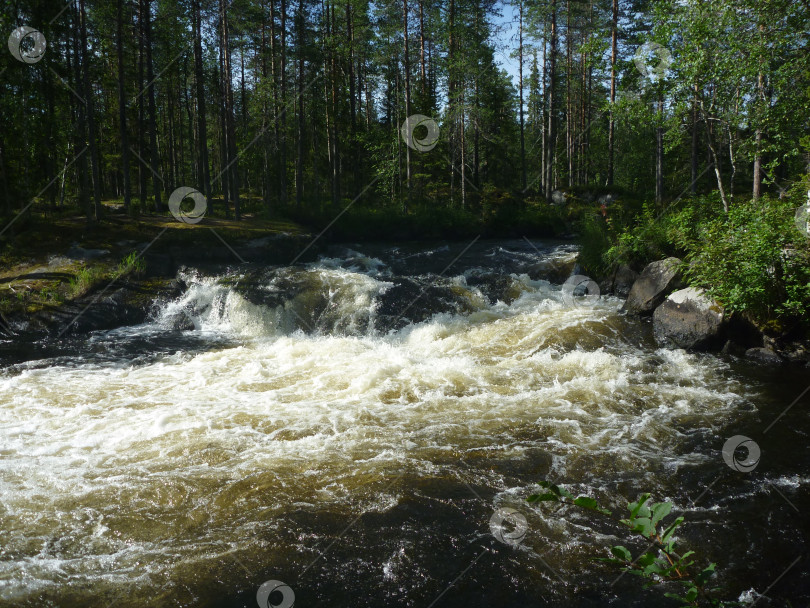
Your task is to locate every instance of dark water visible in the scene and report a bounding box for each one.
[0,239,808,607]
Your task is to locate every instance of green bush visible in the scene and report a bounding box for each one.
[578,192,810,328]
[684,196,810,325]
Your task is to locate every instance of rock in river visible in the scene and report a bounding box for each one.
[653,287,725,350]
[622,257,683,315]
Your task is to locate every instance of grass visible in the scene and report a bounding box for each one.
[0,200,308,320]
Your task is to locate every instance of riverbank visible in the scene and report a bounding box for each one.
[0,211,317,336]
[580,192,810,364]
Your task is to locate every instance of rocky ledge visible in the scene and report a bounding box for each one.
[1,230,321,339]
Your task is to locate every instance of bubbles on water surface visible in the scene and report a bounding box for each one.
[0,240,794,606]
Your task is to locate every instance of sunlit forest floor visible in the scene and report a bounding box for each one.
[0,200,308,320]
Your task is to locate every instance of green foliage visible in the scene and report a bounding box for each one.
[528,482,738,607]
[283,197,568,241]
[67,252,145,299]
[117,251,146,278]
[684,196,810,323]
[579,192,810,328]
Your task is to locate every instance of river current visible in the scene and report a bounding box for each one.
[1,239,808,607]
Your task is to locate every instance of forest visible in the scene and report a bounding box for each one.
[2,2,810,607]
[1,0,807,227]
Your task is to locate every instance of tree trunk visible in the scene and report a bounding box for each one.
[448,0,455,207]
[541,25,546,193]
[73,0,90,218]
[295,0,305,207]
[701,102,729,212]
[545,0,557,203]
[143,0,162,213]
[220,0,240,219]
[656,94,663,204]
[753,67,764,200]
[192,0,211,214]
[80,0,102,220]
[518,0,526,192]
[607,0,617,186]
[565,0,572,188]
[691,83,698,195]
[347,1,358,195]
[261,0,270,209]
[403,0,412,209]
[280,0,288,205]
[419,0,426,96]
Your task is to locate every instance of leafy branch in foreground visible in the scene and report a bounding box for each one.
[528,482,737,607]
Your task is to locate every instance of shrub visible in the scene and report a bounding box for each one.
[578,192,810,328]
[684,196,810,325]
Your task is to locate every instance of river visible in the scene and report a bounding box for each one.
[1,239,808,607]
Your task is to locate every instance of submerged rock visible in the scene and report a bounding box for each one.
[745,347,784,365]
[622,257,683,315]
[526,253,578,284]
[653,287,725,350]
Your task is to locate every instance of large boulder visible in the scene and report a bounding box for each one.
[622,257,683,315]
[653,287,725,350]
[551,190,568,206]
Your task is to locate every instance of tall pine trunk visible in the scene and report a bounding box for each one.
[117,0,131,213]
[143,0,162,212]
[403,0,412,210]
[545,0,557,203]
[607,0,617,186]
[220,0,240,219]
[79,0,102,220]
[192,0,211,214]
[518,0,526,192]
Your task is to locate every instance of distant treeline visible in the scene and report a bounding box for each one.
[1,0,808,222]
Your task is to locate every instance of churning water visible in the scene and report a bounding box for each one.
[0,240,808,607]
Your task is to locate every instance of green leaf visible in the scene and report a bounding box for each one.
[611,545,632,561]
[527,492,558,503]
[573,496,604,511]
[629,493,651,518]
[630,517,655,537]
[650,502,672,527]
[695,563,716,586]
[685,586,699,602]
[538,481,572,498]
[636,552,657,568]
[644,560,668,576]
[661,516,684,543]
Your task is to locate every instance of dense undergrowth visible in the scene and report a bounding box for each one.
[578,187,810,330]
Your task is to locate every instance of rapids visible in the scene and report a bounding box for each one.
[0,239,807,607]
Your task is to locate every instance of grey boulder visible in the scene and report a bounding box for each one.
[622,257,683,315]
[653,287,725,350]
